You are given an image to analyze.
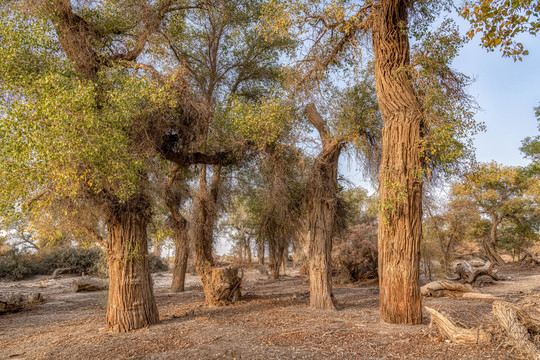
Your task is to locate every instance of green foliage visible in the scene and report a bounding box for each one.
[461,0,540,60]
[0,248,35,281]
[0,246,106,280]
[0,5,175,221]
[223,94,296,148]
[520,102,540,175]
[452,161,539,252]
[410,20,484,177]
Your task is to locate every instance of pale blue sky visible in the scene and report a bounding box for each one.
[344,21,540,191]
[453,25,540,167]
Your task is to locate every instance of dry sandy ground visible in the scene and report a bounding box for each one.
[1,265,539,359]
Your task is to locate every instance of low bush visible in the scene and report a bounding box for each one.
[0,249,36,280]
[1,245,170,281]
[149,253,169,272]
[332,223,378,283]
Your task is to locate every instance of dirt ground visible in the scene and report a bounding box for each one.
[1,265,539,360]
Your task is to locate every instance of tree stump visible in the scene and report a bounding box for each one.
[201,267,242,306]
[71,278,108,292]
[0,292,44,314]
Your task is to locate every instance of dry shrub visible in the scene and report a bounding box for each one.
[298,262,309,276]
[332,223,378,283]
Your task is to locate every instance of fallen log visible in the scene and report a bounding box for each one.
[421,280,475,297]
[52,267,74,279]
[0,292,44,314]
[71,278,108,292]
[493,300,540,360]
[455,260,500,284]
[425,306,491,344]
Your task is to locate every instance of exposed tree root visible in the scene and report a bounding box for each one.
[425,307,491,344]
[493,301,540,360]
[427,298,540,359]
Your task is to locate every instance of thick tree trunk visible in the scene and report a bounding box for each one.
[171,218,189,292]
[485,215,505,265]
[373,0,423,324]
[305,104,342,311]
[105,202,159,332]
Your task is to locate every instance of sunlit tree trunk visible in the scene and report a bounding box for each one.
[485,214,505,265]
[305,104,342,311]
[105,197,159,332]
[373,0,422,324]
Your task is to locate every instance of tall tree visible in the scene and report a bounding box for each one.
[261,0,480,323]
[160,0,294,301]
[0,0,227,332]
[452,161,537,264]
[304,104,343,310]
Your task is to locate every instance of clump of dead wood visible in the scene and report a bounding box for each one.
[427,298,540,359]
[521,251,540,266]
[0,292,44,314]
[449,260,500,284]
[421,280,498,299]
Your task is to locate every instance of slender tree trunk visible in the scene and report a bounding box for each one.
[373,0,423,324]
[105,199,159,332]
[245,236,252,264]
[171,218,189,292]
[305,104,342,311]
[258,240,265,265]
[485,215,505,265]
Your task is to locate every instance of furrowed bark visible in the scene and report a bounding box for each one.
[305,104,342,311]
[105,199,159,332]
[373,0,423,324]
